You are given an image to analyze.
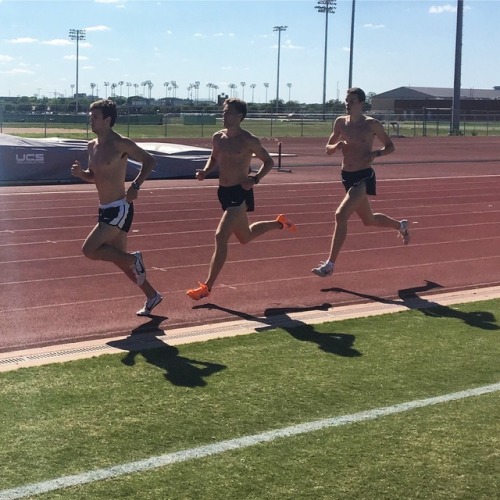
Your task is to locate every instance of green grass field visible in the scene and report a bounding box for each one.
[2,117,499,140]
[1,299,499,499]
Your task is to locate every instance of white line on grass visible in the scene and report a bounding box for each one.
[1,382,499,500]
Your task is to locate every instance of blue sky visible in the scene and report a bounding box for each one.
[0,0,497,103]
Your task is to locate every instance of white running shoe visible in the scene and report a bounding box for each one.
[399,220,410,245]
[132,251,146,285]
[311,260,334,277]
[136,291,163,316]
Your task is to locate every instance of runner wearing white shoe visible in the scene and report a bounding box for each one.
[71,99,162,316]
[312,87,410,278]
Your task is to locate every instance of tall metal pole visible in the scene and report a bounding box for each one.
[68,29,86,115]
[348,0,356,88]
[315,1,337,119]
[451,0,463,135]
[273,26,287,115]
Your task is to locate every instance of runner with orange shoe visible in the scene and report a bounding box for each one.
[186,98,296,301]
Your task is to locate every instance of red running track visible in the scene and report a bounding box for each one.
[1,136,499,352]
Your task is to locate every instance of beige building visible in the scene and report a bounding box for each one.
[371,86,500,119]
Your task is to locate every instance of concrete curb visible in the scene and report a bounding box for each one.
[1,285,499,372]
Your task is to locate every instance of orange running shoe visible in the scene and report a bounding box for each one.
[276,214,297,232]
[186,282,210,301]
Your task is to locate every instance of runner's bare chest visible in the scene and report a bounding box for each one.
[89,140,127,174]
[340,118,375,146]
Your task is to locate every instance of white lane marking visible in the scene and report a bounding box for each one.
[1,382,499,500]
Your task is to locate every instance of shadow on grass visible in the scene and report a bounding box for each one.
[107,316,226,387]
[193,302,362,357]
[323,280,498,331]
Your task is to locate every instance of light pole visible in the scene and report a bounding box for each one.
[273,25,287,115]
[68,28,86,114]
[315,0,336,119]
[348,0,356,88]
[451,0,463,135]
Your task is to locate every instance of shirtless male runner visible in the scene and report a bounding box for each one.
[312,87,410,278]
[71,99,163,316]
[186,97,296,300]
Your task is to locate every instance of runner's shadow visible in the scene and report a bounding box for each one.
[131,314,169,334]
[194,302,361,357]
[323,280,498,331]
[107,320,226,387]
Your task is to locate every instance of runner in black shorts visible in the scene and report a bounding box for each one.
[98,198,134,232]
[186,98,296,301]
[341,167,376,196]
[311,87,410,278]
[217,184,255,212]
[71,98,162,317]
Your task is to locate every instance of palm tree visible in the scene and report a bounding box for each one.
[170,81,178,99]
[164,81,169,100]
[147,81,154,99]
[126,82,132,98]
[90,82,96,98]
[118,81,124,97]
[263,82,269,103]
[250,83,256,103]
[240,82,246,100]
[103,82,109,98]
[287,82,292,102]
[206,82,213,101]
[228,83,237,97]
[133,83,139,96]
[110,83,117,97]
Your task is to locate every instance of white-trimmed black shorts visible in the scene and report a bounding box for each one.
[98,198,134,233]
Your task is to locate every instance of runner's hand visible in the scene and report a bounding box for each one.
[71,160,83,178]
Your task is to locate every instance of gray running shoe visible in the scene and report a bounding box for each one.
[399,220,410,245]
[132,251,146,285]
[137,291,163,316]
[311,261,334,277]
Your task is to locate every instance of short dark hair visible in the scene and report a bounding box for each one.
[90,99,117,127]
[224,98,247,120]
[346,87,366,103]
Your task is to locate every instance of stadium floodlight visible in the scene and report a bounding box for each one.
[273,26,287,115]
[315,0,336,119]
[68,29,86,114]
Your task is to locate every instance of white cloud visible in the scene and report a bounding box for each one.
[0,54,15,62]
[8,37,38,44]
[43,39,73,47]
[1,68,35,75]
[273,40,302,50]
[85,25,111,32]
[429,5,456,14]
[364,23,385,29]
[63,55,89,61]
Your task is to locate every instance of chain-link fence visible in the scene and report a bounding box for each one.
[1,109,499,139]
